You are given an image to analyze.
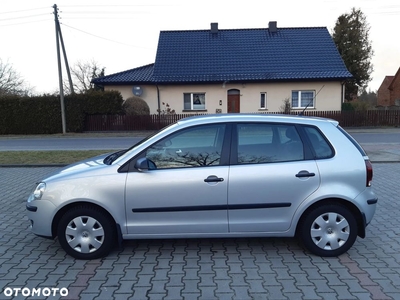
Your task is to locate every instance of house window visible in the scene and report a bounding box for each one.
[291,90,315,109]
[260,93,267,109]
[184,93,206,110]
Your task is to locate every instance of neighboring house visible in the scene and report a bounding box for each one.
[377,67,400,107]
[93,22,352,114]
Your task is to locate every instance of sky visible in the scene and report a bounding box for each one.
[1,0,399,95]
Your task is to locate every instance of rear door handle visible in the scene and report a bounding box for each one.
[295,170,315,178]
[204,175,224,183]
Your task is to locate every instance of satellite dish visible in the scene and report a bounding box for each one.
[132,86,143,96]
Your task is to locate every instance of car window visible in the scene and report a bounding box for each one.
[236,123,304,164]
[303,126,334,159]
[145,124,226,169]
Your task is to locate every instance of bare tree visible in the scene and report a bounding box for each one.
[64,60,105,94]
[0,58,32,96]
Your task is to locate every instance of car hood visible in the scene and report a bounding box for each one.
[43,153,113,182]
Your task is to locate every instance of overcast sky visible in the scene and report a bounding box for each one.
[2,0,399,95]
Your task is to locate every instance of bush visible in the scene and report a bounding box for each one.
[342,101,372,111]
[0,91,124,134]
[279,98,291,114]
[123,96,150,116]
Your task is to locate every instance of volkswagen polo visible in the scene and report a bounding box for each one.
[26,114,377,259]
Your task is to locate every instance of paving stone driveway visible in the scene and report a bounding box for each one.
[0,164,399,300]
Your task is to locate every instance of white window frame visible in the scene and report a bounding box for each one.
[183,93,206,111]
[291,90,315,109]
[260,92,267,109]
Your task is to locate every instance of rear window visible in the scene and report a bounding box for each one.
[337,126,367,156]
[303,126,334,159]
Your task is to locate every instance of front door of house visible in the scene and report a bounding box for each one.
[227,89,240,113]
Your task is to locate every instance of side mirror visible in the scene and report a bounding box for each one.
[134,157,149,171]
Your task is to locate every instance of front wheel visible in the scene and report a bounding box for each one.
[298,203,358,257]
[57,205,116,259]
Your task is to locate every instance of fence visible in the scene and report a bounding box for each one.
[84,110,400,131]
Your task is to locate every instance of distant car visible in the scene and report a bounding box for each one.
[27,114,377,259]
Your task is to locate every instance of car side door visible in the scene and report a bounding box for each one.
[124,123,230,235]
[228,122,320,233]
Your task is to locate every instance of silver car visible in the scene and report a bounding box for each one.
[26,114,377,259]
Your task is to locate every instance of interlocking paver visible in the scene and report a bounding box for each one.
[1,164,400,299]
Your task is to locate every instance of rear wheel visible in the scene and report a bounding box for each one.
[299,203,358,257]
[57,205,116,259]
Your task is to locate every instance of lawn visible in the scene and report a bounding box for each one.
[0,150,110,165]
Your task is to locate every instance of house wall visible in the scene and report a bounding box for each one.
[377,77,393,106]
[105,81,343,114]
[389,73,400,106]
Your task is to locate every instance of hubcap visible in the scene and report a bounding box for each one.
[65,216,105,253]
[310,212,350,250]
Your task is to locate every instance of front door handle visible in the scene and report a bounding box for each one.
[204,175,224,183]
[295,170,315,178]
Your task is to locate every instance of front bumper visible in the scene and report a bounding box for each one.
[26,200,57,238]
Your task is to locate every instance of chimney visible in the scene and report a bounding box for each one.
[269,21,277,33]
[211,22,218,34]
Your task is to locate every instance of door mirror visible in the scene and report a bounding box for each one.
[134,157,157,171]
[134,157,149,171]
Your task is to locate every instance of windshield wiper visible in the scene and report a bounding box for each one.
[104,150,127,165]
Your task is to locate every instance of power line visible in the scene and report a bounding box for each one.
[61,22,152,49]
[61,11,148,15]
[0,13,50,22]
[0,6,49,14]
[60,4,171,8]
[0,19,50,27]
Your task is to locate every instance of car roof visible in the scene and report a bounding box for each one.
[177,114,339,127]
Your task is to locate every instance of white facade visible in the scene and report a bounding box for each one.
[105,81,343,114]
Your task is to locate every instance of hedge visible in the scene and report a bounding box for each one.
[0,91,124,134]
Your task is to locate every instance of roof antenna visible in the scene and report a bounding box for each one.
[299,85,325,116]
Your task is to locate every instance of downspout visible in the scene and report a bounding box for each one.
[156,84,161,129]
[341,81,345,104]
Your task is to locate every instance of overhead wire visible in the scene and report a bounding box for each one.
[0,6,50,14]
[60,23,152,49]
[0,6,52,27]
[0,5,150,49]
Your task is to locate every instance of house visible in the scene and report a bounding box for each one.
[377,67,400,107]
[93,22,352,114]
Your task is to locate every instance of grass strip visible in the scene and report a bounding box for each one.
[0,150,111,165]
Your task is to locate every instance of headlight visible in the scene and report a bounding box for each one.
[28,182,46,202]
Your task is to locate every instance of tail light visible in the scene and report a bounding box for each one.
[365,160,373,187]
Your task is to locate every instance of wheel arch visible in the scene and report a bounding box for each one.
[51,201,123,242]
[296,198,366,238]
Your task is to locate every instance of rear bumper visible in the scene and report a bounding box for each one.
[354,189,377,238]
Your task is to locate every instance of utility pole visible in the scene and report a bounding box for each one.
[53,4,74,134]
[53,4,66,134]
[58,23,74,94]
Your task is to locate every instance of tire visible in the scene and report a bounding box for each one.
[298,203,358,257]
[57,205,116,259]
